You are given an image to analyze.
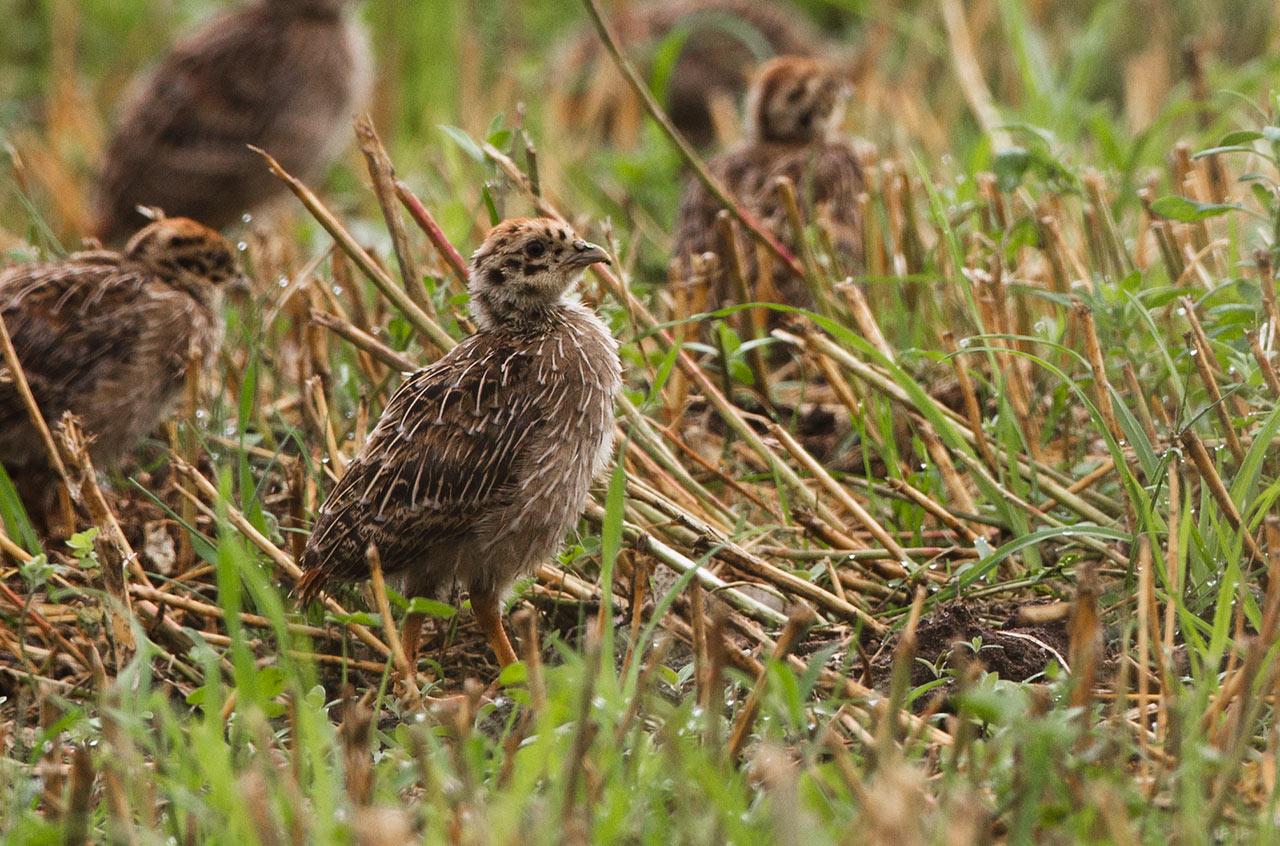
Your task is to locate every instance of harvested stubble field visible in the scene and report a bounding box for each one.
[4,0,1280,843]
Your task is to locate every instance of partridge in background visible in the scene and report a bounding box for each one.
[554,0,822,148]
[94,0,372,243]
[0,218,242,482]
[296,218,621,669]
[672,56,865,311]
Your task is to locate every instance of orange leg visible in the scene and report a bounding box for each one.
[471,591,518,667]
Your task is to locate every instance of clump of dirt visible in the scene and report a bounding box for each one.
[870,601,1069,692]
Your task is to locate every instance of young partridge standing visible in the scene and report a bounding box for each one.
[94,0,372,243]
[296,218,621,670]
[672,55,865,312]
[0,218,243,484]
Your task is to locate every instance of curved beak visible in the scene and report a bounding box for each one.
[565,240,612,270]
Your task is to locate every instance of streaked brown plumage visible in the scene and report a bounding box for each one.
[0,218,241,479]
[672,55,865,311]
[554,0,822,148]
[296,218,621,667]
[94,0,372,243]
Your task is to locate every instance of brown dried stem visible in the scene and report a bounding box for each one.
[727,606,817,759]
[355,115,432,317]
[252,146,455,353]
[578,0,805,279]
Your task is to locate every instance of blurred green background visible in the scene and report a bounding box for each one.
[3,0,1279,269]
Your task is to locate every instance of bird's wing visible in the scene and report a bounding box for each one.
[672,144,768,267]
[296,334,540,594]
[0,261,148,433]
[762,142,866,267]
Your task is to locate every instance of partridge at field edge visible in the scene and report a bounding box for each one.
[296,218,622,669]
[0,218,242,481]
[94,0,372,243]
[672,55,866,312]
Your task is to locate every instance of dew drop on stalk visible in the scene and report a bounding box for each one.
[236,241,248,252]
[277,276,289,288]
[241,213,253,224]
[332,285,344,296]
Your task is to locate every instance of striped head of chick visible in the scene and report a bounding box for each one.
[745,56,851,145]
[123,218,248,308]
[467,217,611,330]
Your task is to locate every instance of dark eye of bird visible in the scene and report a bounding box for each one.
[524,240,547,258]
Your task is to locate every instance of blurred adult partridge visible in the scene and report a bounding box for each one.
[554,0,822,148]
[94,0,372,243]
[296,218,621,668]
[0,218,242,480]
[672,56,865,311]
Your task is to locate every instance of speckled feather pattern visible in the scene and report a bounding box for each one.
[674,140,865,307]
[297,220,621,604]
[673,57,865,310]
[0,220,233,474]
[95,0,372,242]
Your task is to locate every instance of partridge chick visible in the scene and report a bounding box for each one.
[555,0,822,148]
[297,218,621,669]
[672,55,864,311]
[94,0,372,243]
[0,218,241,481]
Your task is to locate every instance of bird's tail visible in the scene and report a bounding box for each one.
[293,566,328,606]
